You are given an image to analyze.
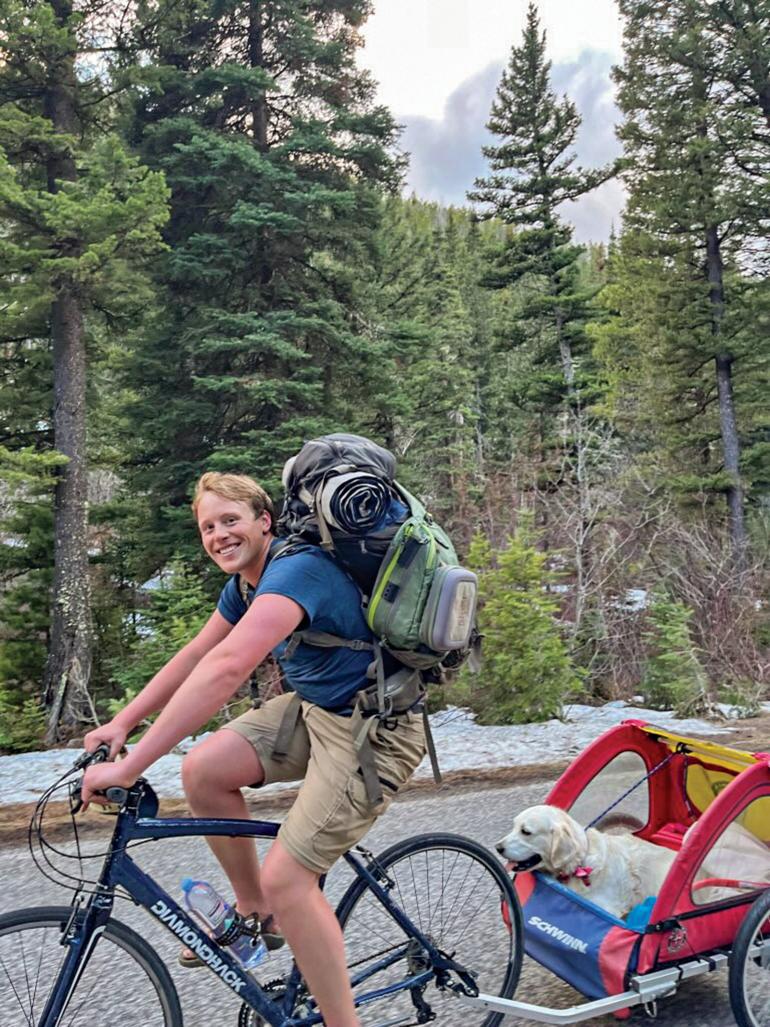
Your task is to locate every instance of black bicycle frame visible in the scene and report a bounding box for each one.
[39,789,456,1027]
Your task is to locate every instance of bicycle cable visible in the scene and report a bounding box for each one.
[27,766,161,901]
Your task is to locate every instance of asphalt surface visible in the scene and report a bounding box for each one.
[0,778,742,1027]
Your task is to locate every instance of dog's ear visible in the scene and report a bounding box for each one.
[548,815,587,873]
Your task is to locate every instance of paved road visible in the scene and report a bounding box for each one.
[0,778,739,1027]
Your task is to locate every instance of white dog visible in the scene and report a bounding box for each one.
[496,804,677,920]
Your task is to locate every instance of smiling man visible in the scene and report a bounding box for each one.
[82,471,426,1027]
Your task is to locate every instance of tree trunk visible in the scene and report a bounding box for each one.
[705,223,747,566]
[555,310,575,393]
[41,0,95,742]
[248,0,272,291]
[249,0,268,154]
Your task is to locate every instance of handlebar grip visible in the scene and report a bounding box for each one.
[104,786,128,805]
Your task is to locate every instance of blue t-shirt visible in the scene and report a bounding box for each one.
[217,542,374,710]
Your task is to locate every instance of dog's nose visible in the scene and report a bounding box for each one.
[495,842,504,854]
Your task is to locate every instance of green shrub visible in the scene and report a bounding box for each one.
[641,592,709,715]
[463,529,581,724]
[0,690,46,754]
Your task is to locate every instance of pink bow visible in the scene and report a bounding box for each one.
[573,866,593,886]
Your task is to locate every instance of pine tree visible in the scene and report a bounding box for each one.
[465,528,580,723]
[395,213,478,536]
[614,0,770,563]
[468,2,612,403]
[0,448,62,750]
[642,591,709,715]
[0,0,169,739]
[119,0,401,569]
[468,1,615,579]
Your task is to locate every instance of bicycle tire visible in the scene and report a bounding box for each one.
[729,888,770,1027]
[0,905,183,1027]
[335,832,523,1027]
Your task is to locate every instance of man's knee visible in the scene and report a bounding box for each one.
[181,730,265,797]
[261,843,318,914]
[181,745,209,797]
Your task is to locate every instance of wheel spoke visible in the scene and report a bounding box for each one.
[0,946,34,1026]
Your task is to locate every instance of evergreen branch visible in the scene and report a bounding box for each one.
[78,84,129,109]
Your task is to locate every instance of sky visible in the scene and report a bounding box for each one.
[357,0,627,242]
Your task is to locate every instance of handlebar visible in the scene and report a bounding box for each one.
[70,744,128,813]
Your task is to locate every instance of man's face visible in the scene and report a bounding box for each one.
[196,491,271,582]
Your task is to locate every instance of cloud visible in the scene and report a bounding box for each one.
[399,49,625,243]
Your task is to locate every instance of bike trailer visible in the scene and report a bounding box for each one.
[513,719,770,1015]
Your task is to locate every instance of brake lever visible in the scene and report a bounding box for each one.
[70,785,83,815]
[73,743,112,772]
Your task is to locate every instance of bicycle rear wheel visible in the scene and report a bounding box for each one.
[729,888,770,1027]
[0,905,183,1027]
[336,833,522,1027]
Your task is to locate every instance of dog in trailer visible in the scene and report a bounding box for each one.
[495,804,676,920]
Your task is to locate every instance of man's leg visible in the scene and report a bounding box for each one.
[181,729,267,914]
[261,839,360,1027]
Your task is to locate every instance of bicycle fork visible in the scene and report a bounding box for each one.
[38,894,114,1027]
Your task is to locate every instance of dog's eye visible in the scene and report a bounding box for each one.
[520,827,532,836]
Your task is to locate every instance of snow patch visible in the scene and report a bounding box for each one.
[1,701,761,806]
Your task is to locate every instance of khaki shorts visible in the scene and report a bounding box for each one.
[222,692,426,874]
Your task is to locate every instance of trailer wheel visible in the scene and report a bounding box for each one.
[729,887,770,1027]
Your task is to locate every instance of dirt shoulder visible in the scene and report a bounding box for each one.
[708,712,770,754]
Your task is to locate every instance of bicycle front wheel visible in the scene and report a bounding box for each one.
[336,832,523,1027]
[0,905,183,1027]
[729,888,770,1027]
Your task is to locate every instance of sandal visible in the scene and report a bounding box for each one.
[178,913,285,968]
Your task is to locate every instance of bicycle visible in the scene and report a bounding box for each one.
[0,746,523,1027]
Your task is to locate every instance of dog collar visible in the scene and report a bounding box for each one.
[558,865,593,886]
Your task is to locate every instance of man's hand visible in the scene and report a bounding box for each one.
[81,761,138,811]
[83,721,128,760]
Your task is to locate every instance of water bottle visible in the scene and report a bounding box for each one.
[181,878,267,970]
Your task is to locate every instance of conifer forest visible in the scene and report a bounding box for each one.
[1,0,769,751]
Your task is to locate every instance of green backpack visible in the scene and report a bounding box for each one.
[272,433,480,804]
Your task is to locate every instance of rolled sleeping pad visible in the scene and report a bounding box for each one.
[319,473,392,533]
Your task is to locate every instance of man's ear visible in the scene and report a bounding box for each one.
[548,817,585,873]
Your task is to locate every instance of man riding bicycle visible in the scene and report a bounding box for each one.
[82,471,427,1027]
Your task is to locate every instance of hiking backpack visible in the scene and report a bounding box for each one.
[271,433,480,803]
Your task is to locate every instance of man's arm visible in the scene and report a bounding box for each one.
[81,593,304,802]
[84,609,235,756]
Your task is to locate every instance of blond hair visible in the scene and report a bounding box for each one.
[192,472,274,526]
